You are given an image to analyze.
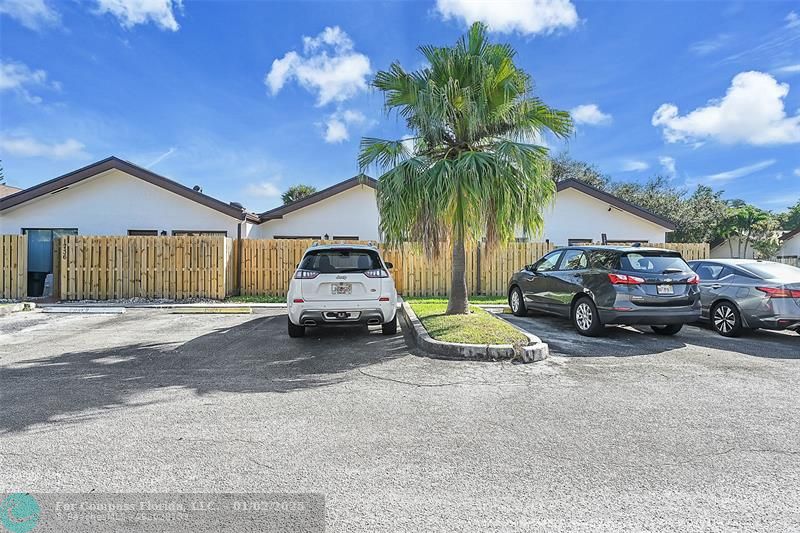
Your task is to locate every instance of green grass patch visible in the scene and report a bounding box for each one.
[225,295,285,303]
[409,301,527,345]
[405,295,507,305]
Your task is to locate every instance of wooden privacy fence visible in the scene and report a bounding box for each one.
[55,235,235,301]
[239,239,557,298]
[11,236,711,301]
[1,234,28,299]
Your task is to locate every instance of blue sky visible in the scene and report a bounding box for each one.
[1,0,799,213]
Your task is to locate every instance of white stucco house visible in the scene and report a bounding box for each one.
[1,156,677,293]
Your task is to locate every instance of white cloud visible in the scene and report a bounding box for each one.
[324,119,349,143]
[0,136,86,159]
[94,0,183,31]
[659,156,676,176]
[435,0,579,35]
[265,26,371,106]
[570,104,612,126]
[786,11,799,28]
[245,181,282,198]
[0,60,60,104]
[776,64,800,74]
[701,159,776,183]
[794,167,800,177]
[621,160,649,172]
[322,109,366,143]
[0,0,59,30]
[652,71,800,145]
[688,34,730,55]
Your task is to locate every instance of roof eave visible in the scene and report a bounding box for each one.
[0,156,248,220]
[556,179,677,231]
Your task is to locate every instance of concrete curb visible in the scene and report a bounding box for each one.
[38,302,287,309]
[399,301,548,363]
[0,302,37,316]
[43,307,126,314]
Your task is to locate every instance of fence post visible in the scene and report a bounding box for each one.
[475,242,482,296]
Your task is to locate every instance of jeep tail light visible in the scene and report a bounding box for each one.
[364,269,388,278]
[294,269,319,279]
[608,273,645,285]
[757,287,800,298]
[687,274,700,285]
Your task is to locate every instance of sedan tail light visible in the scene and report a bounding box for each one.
[364,269,389,278]
[294,269,320,279]
[757,287,800,298]
[608,273,645,285]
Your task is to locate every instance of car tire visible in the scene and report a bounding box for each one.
[382,314,397,335]
[572,296,605,337]
[711,301,742,337]
[650,324,683,336]
[509,286,527,317]
[288,317,305,338]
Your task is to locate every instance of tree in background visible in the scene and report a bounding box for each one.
[0,160,5,184]
[360,23,572,314]
[549,153,610,189]
[777,200,800,230]
[722,204,774,258]
[751,220,782,259]
[281,184,317,205]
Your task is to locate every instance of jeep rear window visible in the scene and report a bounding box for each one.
[299,249,382,274]
[620,252,691,274]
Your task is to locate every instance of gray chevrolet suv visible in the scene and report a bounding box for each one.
[507,246,701,336]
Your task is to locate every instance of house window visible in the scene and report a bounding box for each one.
[128,229,158,236]
[606,239,649,245]
[172,230,227,237]
[568,238,593,246]
[332,235,359,240]
[273,235,321,240]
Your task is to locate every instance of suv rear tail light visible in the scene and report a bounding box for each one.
[608,273,645,285]
[294,269,320,279]
[757,287,800,298]
[378,296,390,301]
[687,274,700,285]
[364,269,389,278]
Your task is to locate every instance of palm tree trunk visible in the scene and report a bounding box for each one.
[446,237,469,315]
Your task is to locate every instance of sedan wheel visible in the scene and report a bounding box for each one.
[509,287,527,317]
[712,302,742,337]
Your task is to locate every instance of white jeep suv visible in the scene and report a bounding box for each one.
[287,244,398,337]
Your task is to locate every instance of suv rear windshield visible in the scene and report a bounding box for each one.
[619,252,691,274]
[300,249,382,274]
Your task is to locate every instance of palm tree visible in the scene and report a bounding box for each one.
[727,205,771,258]
[359,23,573,314]
[282,184,317,205]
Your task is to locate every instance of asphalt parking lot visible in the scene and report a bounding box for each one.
[1,308,799,531]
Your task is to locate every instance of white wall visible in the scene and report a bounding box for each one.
[779,233,800,258]
[253,185,381,241]
[253,184,669,244]
[531,188,669,245]
[0,169,246,237]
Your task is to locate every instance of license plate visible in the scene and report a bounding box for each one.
[657,284,674,295]
[331,283,352,295]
